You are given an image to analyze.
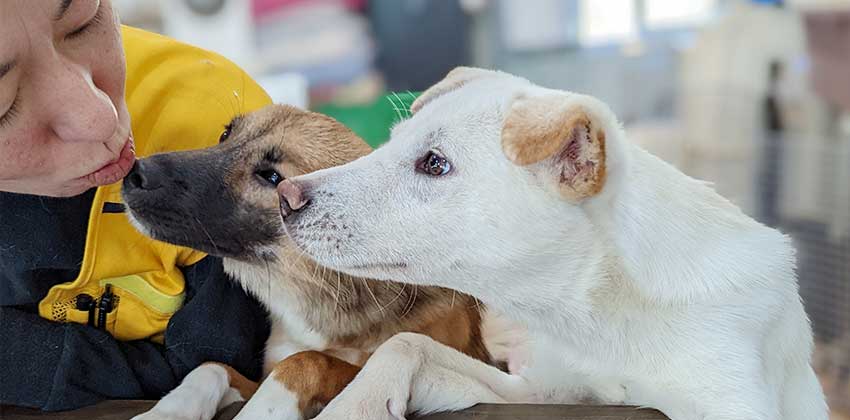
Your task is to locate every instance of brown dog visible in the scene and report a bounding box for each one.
[124,105,510,420]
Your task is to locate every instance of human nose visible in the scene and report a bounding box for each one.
[40,59,119,145]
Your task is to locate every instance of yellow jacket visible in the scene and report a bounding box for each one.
[37,26,271,343]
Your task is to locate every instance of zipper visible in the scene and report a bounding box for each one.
[97,284,116,330]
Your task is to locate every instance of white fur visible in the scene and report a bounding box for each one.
[480,309,530,374]
[284,69,828,420]
[234,375,303,420]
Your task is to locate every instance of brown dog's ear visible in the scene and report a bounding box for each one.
[502,95,607,201]
[410,67,498,114]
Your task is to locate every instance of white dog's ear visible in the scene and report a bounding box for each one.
[502,94,607,201]
[411,67,498,114]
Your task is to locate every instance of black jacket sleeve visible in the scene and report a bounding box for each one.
[0,256,270,411]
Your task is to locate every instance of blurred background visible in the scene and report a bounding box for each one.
[114,0,849,416]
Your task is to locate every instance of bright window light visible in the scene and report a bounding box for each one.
[644,0,717,29]
[578,0,638,46]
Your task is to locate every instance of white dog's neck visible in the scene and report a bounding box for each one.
[480,143,793,332]
[596,144,793,304]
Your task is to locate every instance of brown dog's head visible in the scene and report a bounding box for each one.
[122,105,371,262]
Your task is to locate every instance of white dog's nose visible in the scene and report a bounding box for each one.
[278,179,308,218]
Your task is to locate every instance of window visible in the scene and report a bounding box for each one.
[644,0,717,29]
[578,0,638,46]
[576,0,718,47]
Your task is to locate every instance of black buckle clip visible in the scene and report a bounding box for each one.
[75,293,96,327]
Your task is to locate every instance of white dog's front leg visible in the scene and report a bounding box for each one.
[667,386,778,420]
[636,363,779,420]
[313,332,533,420]
[692,384,777,420]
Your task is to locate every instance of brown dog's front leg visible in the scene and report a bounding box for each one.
[271,350,361,417]
[231,351,361,419]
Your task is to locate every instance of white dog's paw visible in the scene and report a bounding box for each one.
[501,373,542,403]
[311,384,407,420]
[313,397,406,420]
[309,373,411,420]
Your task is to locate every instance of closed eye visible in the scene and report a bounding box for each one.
[65,3,104,41]
[0,91,20,128]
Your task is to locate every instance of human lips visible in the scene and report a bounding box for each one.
[84,137,136,187]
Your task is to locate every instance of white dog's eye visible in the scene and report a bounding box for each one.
[418,151,452,176]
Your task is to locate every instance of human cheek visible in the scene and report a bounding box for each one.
[0,123,65,183]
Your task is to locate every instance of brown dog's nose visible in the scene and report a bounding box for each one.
[124,160,162,191]
[278,179,308,218]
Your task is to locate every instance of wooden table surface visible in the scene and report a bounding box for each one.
[1,401,669,420]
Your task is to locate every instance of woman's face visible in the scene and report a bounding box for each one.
[0,0,135,197]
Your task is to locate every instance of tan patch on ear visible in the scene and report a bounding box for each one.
[410,67,498,114]
[502,96,607,201]
[502,96,580,166]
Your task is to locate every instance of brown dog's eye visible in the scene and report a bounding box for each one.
[255,169,283,186]
[219,125,232,143]
[418,151,452,177]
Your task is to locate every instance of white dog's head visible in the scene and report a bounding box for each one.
[278,67,628,303]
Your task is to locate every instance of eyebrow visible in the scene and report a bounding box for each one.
[263,149,282,164]
[0,60,16,80]
[427,128,445,142]
[55,0,74,21]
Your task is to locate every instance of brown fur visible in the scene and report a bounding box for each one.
[272,351,361,415]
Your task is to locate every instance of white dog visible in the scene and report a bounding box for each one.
[276,67,828,420]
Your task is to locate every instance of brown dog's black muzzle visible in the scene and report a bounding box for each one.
[121,150,281,261]
[125,160,163,191]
